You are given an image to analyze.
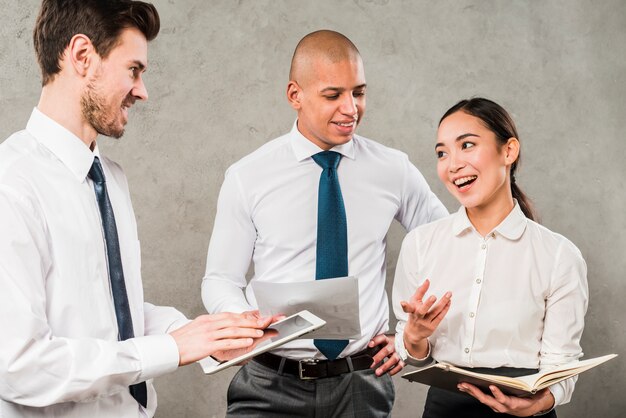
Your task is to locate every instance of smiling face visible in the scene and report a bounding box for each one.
[287,56,366,150]
[80,27,149,139]
[436,110,519,214]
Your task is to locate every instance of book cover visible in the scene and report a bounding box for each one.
[402,354,617,397]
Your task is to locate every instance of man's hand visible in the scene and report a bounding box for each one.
[401,279,451,359]
[210,310,284,363]
[169,311,275,366]
[368,334,404,377]
[458,383,555,416]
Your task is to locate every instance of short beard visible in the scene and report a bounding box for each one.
[81,81,125,139]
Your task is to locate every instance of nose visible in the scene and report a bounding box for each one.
[448,151,465,173]
[339,94,357,117]
[133,76,149,101]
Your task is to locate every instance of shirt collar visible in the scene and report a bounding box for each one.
[26,107,96,183]
[289,120,356,162]
[452,200,528,240]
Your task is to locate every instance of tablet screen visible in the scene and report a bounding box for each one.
[255,314,314,349]
[202,310,325,374]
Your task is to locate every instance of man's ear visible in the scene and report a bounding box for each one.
[286,80,303,110]
[67,34,97,77]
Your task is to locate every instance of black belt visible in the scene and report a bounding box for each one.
[253,346,381,380]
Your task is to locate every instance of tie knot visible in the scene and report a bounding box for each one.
[312,151,342,170]
[88,156,106,184]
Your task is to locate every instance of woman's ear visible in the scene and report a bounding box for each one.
[503,137,520,166]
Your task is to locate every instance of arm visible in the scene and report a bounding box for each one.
[0,186,272,407]
[539,241,588,406]
[202,169,256,314]
[381,159,447,373]
[143,302,190,334]
[0,188,178,406]
[392,232,451,366]
[396,156,448,231]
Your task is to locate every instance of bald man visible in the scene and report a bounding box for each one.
[202,30,448,417]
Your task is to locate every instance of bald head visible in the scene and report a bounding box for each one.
[289,30,362,85]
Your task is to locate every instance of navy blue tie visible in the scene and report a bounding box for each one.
[89,157,147,408]
[311,151,349,360]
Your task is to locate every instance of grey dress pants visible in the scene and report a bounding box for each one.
[226,358,395,418]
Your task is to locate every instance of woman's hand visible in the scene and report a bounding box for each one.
[458,383,555,416]
[400,279,451,358]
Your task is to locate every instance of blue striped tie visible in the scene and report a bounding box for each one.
[311,151,349,360]
[89,157,147,407]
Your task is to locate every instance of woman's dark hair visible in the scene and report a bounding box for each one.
[33,0,160,86]
[439,98,537,221]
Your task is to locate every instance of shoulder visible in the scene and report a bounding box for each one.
[352,134,411,164]
[404,214,456,245]
[225,133,291,177]
[0,132,48,222]
[525,219,585,262]
[0,130,40,180]
[0,130,49,198]
[352,134,426,186]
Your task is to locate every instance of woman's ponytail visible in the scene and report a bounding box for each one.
[511,176,536,222]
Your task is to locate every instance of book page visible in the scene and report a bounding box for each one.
[534,354,618,388]
[443,364,533,391]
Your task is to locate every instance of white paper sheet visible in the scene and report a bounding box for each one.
[251,276,361,339]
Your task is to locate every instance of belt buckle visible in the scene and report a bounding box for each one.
[298,358,320,380]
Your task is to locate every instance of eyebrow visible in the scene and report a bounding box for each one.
[434,133,479,149]
[130,60,147,71]
[320,84,367,93]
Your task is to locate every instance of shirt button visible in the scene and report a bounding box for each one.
[481,243,486,250]
[491,233,496,238]
[464,347,470,354]
[476,278,482,284]
[469,312,475,318]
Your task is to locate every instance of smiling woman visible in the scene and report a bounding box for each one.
[393,98,589,418]
[436,99,536,228]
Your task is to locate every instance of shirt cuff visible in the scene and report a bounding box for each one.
[530,383,563,416]
[395,330,433,367]
[132,334,180,382]
[548,382,565,407]
[197,355,221,373]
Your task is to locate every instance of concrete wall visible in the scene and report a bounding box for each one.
[1,1,624,417]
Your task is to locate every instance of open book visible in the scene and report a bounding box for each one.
[402,354,617,397]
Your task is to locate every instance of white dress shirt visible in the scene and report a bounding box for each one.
[202,122,448,360]
[0,108,187,418]
[393,203,588,407]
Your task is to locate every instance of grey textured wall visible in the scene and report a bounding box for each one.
[1,1,624,417]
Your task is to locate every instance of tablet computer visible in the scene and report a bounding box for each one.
[202,310,326,375]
